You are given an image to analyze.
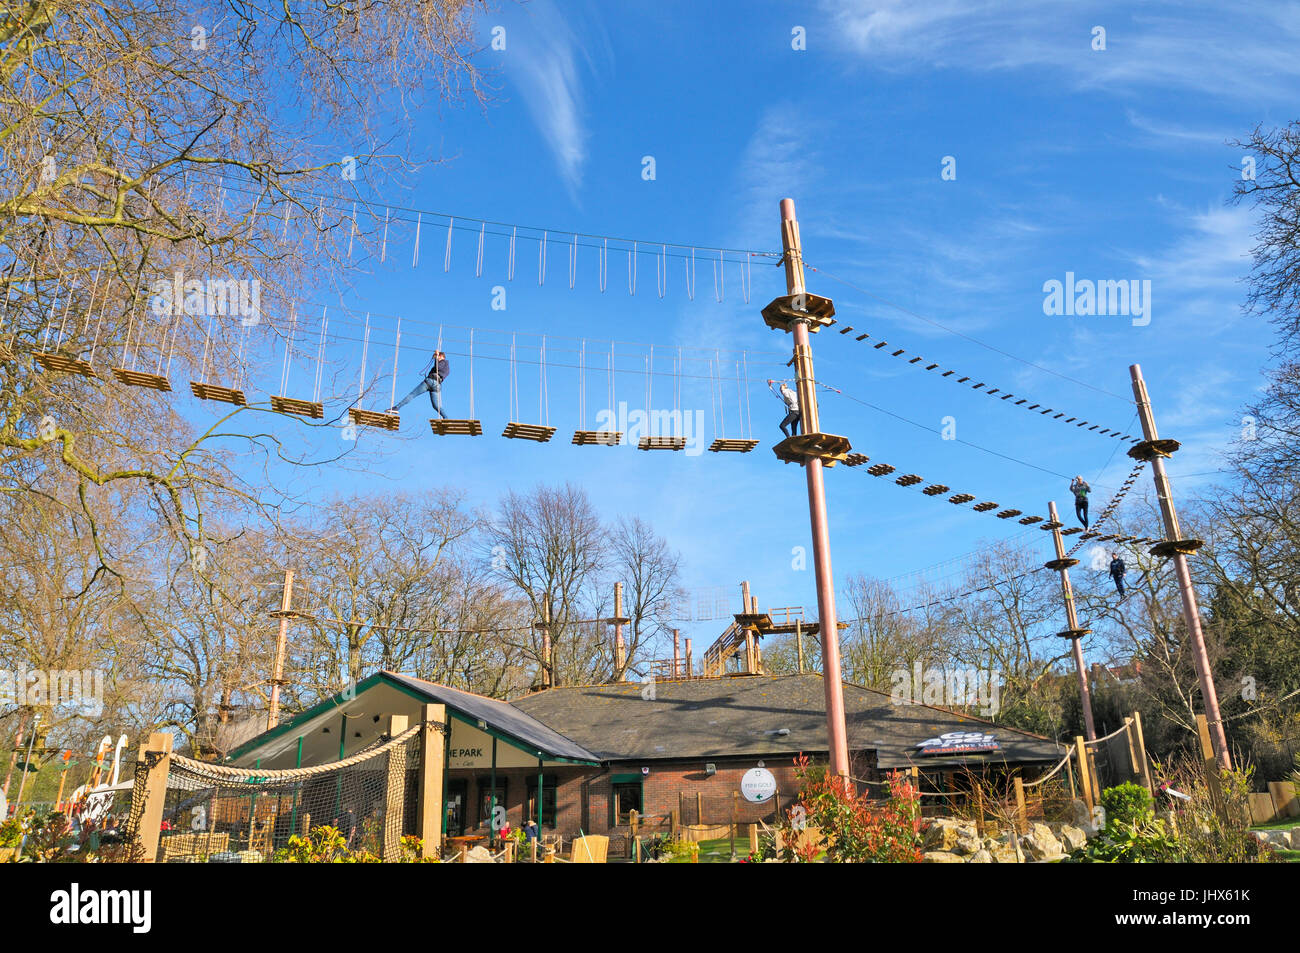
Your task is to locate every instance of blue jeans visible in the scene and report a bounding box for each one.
[780,410,801,437]
[395,376,446,418]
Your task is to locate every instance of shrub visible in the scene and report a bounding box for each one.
[785,755,923,863]
[1101,782,1154,828]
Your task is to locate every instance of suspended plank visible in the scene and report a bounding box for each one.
[349,408,399,432]
[34,353,97,378]
[112,368,172,392]
[708,438,759,453]
[972,502,998,512]
[430,418,483,436]
[895,474,923,487]
[948,493,976,504]
[190,381,248,406]
[503,422,557,443]
[271,395,324,419]
[638,436,687,451]
[572,430,621,446]
[1018,515,1043,525]
[843,452,869,467]
[995,509,1022,519]
[866,463,896,477]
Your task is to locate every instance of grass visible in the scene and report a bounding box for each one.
[663,836,745,863]
[1250,816,1300,832]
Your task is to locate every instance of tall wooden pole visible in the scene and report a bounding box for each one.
[671,628,680,678]
[267,568,295,731]
[776,198,849,780]
[1128,364,1230,770]
[613,582,626,678]
[540,601,552,688]
[1046,501,1096,740]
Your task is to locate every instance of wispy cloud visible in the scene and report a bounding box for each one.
[502,0,598,197]
[821,1,1300,102]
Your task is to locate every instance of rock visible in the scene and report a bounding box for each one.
[923,818,977,852]
[1020,822,1064,861]
[922,850,965,863]
[989,842,1020,863]
[1057,824,1088,852]
[967,849,993,863]
[465,845,495,863]
[953,831,982,855]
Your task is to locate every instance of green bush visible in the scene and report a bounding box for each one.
[1101,782,1154,829]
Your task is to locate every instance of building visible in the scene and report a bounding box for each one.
[227,670,1065,847]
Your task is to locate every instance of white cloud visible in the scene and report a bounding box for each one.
[821,1,1300,102]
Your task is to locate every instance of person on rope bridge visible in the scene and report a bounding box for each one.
[391,349,449,419]
[767,378,801,437]
[1069,475,1091,528]
[1109,552,1127,597]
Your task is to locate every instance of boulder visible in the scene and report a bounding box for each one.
[923,818,978,853]
[1020,822,1064,861]
[465,845,495,863]
[922,850,965,863]
[953,831,982,855]
[967,849,994,863]
[1057,824,1089,852]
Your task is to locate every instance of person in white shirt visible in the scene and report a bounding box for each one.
[767,379,801,437]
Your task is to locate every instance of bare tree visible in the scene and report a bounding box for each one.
[608,515,681,680]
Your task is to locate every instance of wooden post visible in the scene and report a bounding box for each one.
[1074,737,1093,814]
[795,619,805,674]
[670,808,679,839]
[267,568,295,731]
[1131,710,1153,792]
[1196,714,1228,822]
[974,783,986,836]
[1013,777,1028,835]
[1086,748,1102,805]
[416,703,446,859]
[696,791,703,826]
[530,837,537,863]
[300,811,311,835]
[748,822,759,855]
[128,732,173,863]
[540,601,552,688]
[629,809,639,860]
[613,582,626,678]
[382,714,409,861]
[1065,756,1077,800]
[731,791,739,858]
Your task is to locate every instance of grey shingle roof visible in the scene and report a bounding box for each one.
[511,673,1064,769]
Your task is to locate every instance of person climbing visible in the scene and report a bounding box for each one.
[1069,475,1091,528]
[767,378,801,437]
[1109,551,1126,597]
[391,349,449,419]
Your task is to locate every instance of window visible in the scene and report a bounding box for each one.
[612,782,643,824]
[525,775,557,828]
[477,778,507,829]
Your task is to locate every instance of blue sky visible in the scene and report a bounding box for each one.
[231,1,1298,655]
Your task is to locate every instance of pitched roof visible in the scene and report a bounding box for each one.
[511,673,1064,769]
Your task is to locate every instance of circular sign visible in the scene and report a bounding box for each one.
[740,767,777,803]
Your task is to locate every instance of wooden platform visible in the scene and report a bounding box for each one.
[430,418,483,436]
[349,408,400,431]
[1127,438,1180,461]
[708,438,760,453]
[1044,557,1080,571]
[112,368,171,391]
[34,352,97,377]
[1149,538,1203,558]
[761,293,836,333]
[190,381,248,406]
[772,432,850,467]
[572,430,621,446]
[638,436,687,451]
[271,395,324,419]
[503,422,557,442]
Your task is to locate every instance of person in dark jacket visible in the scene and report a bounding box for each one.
[1109,552,1126,596]
[391,350,449,418]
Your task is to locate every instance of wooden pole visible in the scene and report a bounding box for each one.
[697,790,703,827]
[1131,710,1153,792]
[1074,736,1094,815]
[267,568,295,731]
[127,732,173,863]
[1196,714,1228,822]
[795,619,805,674]
[629,809,639,861]
[1013,777,1028,835]
[416,703,446,858]
[684,638,693,677]
[776,199,849,779]
[1129,364,1230,770]
[613,582,626,678]
[1047,501,1097,740]
[540,601,552,688]
[671,628,680,679]
[382,714,408,861]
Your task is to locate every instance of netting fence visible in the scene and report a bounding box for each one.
[128,724,428,863]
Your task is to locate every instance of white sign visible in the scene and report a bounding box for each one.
[740,767,777,803]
